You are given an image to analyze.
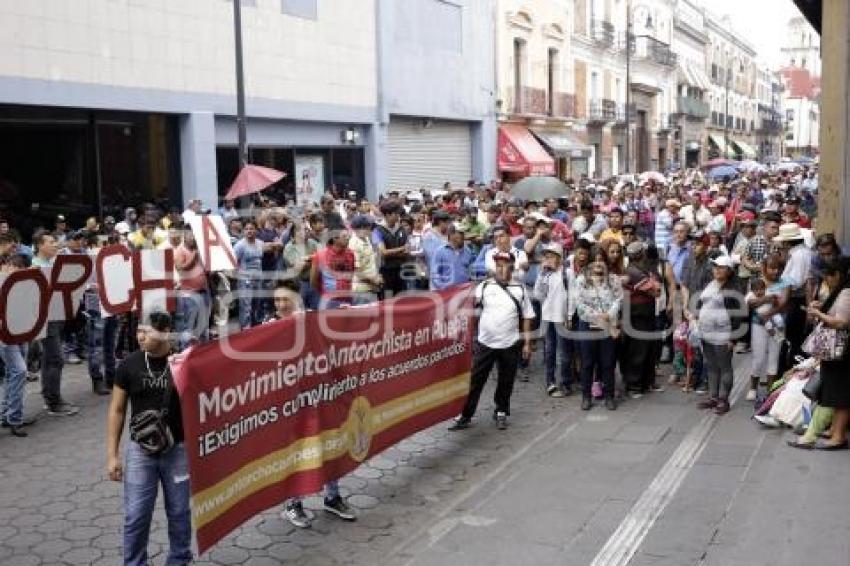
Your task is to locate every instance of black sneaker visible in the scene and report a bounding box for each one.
[581,397,592,411]
[324,496,356,521]
[605,397,617,411]
[282,501,312,529]
[2,416,36,428]
[46,402,80,417]
[448,416,471,431]
[495,411,508,430]
[92,380,112,396]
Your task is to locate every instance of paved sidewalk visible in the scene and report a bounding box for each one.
[2,353,848,565]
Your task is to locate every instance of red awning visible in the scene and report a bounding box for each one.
[498,124,556,177]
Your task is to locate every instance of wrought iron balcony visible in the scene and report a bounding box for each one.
[623,35,677,67]
[676,96,710,119]
[588,98,618,124]
[614,102,637,125]
[591,19,616,48]
[551,92,577,118]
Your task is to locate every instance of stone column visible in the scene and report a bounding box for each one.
[179,111,218,209]
[817,0,850,243]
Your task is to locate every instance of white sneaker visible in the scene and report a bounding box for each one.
[754,414,781,428]
[745,388,757,402]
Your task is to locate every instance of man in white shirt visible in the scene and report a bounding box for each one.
[776,222,816,360]
[182,198,203,224]
[449,252,534,431]
[484,226,528,279]
[533,243,572,397]
[680,193,711,233]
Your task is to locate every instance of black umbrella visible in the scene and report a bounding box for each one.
[509,176,568,201]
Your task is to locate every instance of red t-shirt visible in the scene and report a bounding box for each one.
[315,246,355,296]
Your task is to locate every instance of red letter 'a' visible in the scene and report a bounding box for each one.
[0,268,50,345]
[199,215,237,271]
[49,254,93,321]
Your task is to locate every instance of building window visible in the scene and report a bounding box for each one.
[281,0,317,19]
[711,111,717,125]
[786,109,795,121]
[547,48,558,116]
[513,39,526,113]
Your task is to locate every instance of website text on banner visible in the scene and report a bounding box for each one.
[170,285,474,555]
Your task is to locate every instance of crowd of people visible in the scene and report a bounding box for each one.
[4,161,850,565]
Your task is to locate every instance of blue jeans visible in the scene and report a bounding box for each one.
[541,321,573,388]
[238,278,265,329]
[41,321,65,405]
[0,343,28,426]
[176,290,210,351]
[123,442,192,566]
[87,312,117,384]
[577,321,616,399]
[300,280,320,311]
[288,480,340,506]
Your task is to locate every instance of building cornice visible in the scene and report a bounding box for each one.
[673,18,707,45]
[705,17,757,57]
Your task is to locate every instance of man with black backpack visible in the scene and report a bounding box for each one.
[448,252,534,431]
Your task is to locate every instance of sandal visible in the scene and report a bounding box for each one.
[814,440,849,451]
[786,438,816,450]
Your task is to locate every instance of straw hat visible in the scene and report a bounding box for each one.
[773,223,804,242]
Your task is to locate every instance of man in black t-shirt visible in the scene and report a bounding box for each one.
[106,312,191,566]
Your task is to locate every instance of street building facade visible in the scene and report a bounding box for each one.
[570,0,678,178]
[670,0,712,167]
[703,12,759,161]
[375,0,497,195]
[779,16,821,159]
[495,0,591,182]
[755,64,784,163]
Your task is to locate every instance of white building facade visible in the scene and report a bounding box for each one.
[704,12,759,161]
[670,0,711,167]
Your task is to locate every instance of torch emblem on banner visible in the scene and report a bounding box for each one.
[346,396,373,463]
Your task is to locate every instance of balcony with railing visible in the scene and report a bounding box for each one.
[591,19,616,48]
[676,96,710,119]
[613,102,637,125]
[625,35,677,67]
[551,92,577,118]
[656,113,672,132]
[587,98,618,124]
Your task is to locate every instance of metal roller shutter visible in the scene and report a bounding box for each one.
[387,118,472,192]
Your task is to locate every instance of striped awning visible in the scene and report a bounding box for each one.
[678,61,712,91]
[731,139,758,159]
[708,134,736,158]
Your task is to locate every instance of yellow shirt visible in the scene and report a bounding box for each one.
[348,234,378,292]
[599,228,624,245]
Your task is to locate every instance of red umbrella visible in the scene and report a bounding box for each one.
[224,164,286,200]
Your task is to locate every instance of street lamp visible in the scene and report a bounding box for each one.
[624,1,653,174]
[232,0,249,169]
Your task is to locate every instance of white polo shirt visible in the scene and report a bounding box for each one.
[533,268,568,323]
[475,279,535,349]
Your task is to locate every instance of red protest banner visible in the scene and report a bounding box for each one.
[170,285,473,555]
